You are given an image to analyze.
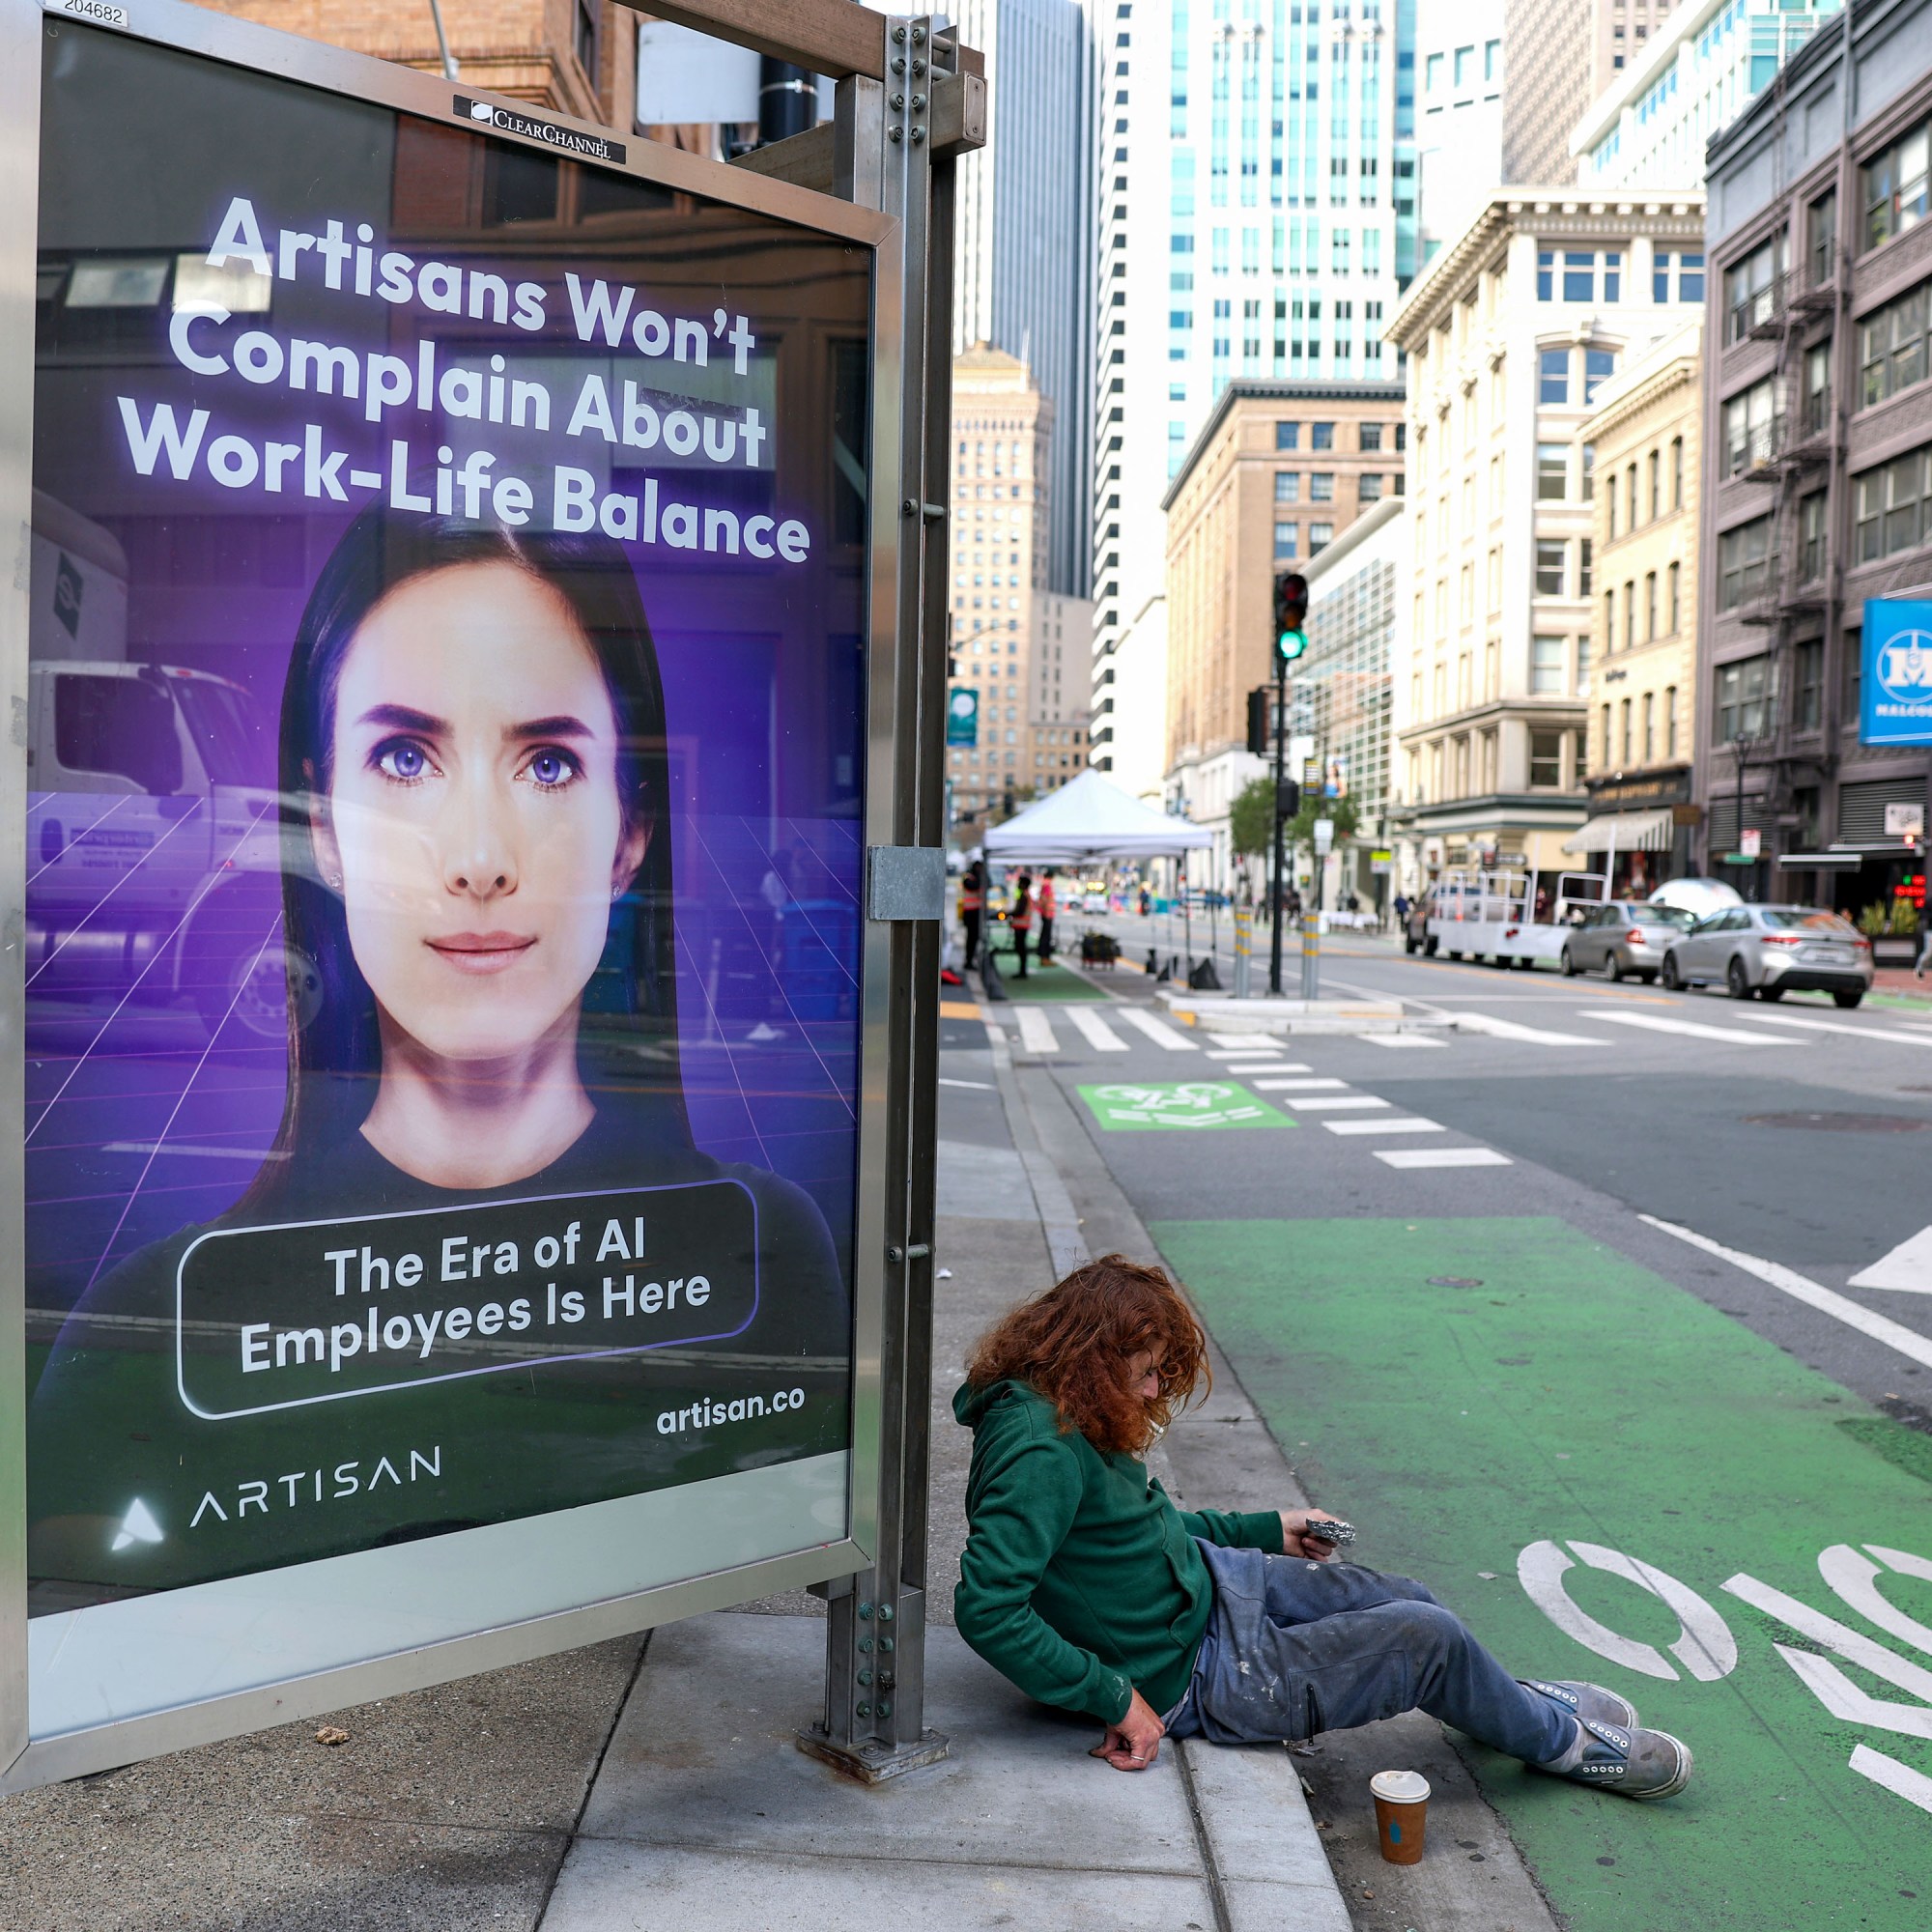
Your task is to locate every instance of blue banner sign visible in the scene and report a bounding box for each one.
[947,686,979,747]
[1862,599,1932,745]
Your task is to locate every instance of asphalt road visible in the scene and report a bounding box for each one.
[945,936,1932,1932]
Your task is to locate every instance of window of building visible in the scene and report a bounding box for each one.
[1531,635,1565,694]
[1601,700,1613,767]
[1581,440,1596,499]
[1536,442,1568,499]
[1639,690,1654,764]
[1584,348,1616,402]
[1360,422,1384,452]
[1715,655,1771,743]
[1626,464,1637,529]
[1619,696,1633,765]
[1863,118,1931,251]
[1793,638,1824,730]
[1275,420,1300,449]
[1604,587,1616,654]
[1311,421,1334,449]
[1623,579,1635,649]
[1722,378,1778,475]
[1725,232,1785,341]
[1855,444,1932,561]
[1665,685,1679,758]
[1644,570,1658,640]
[1809,189,1836,286]
[1535,539,1567,596]
[1309,521,1334,554]
[1310,472,1334,502]
[1275,470,1301,501]
[1274,521,1299,560]
[1666,559,1680,632]
[1541,249,1623,302]
[1579,537,1594,595]
[1539,346,1570,404]
[1718,515,1773,609]
[1648,449,1661,520]
[1652,249,1706,303]
[575,0,599,78]
[1528,729,1564,787]
[1670,435,1684,507]
[1800,492,1827,581]
[1859,278,1931,406]
[1576,630,1592,695]
[1360,473,1385,501]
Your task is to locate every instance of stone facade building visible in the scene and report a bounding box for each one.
[1697,0,1932,920]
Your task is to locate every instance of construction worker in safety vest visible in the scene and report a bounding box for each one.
[959,862,985,970]
[1009,872,1035,979]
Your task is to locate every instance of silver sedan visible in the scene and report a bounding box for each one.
[1559,902,1698,982]
[1658,904,1875,1006]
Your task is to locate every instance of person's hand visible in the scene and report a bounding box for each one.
[1091,1689,1166,1771]
[1281,1508,1347,1561]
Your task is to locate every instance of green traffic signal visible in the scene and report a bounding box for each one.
[1277,626,1308,662]
[1272,571,1308,663]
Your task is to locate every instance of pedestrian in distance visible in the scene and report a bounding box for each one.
[1009,872,1035,979]
[1037,868,1058,963]
[953,1258,1693,1799]
[959,861,984,971]
[1917,912,1930,980]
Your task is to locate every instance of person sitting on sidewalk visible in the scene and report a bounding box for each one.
[952,1257,1692,1799]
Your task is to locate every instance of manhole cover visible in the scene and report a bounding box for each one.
[1428,1275,1484,1288]
[1744,1112,1932,1133]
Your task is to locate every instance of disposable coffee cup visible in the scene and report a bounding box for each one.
[1370,1769,1431,1864]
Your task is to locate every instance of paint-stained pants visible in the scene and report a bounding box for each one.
[1161,1541,1573,1766]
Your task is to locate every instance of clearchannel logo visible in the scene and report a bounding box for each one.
[452,95,627,164]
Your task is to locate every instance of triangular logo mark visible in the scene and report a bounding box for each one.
[110,1498,164,1551]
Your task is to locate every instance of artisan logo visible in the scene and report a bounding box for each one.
[454,95,626,163]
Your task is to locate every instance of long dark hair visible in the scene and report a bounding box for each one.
[254,504,688,1177]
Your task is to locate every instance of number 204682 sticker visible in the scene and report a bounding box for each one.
[48,0,131,29]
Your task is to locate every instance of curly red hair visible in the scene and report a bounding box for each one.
[965,1254,1210,1455]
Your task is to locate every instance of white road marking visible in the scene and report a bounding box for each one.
[1444,1011,1610,1046]
[1227,1063,1311,1076]
[1374,1147,1513,1168]
[1249,1076,1348,1091]
[937,1076,995,1090]
[1014,1008,1059,1055]
[1290,1095,1392,1111]
[1206,1034,1278,1050]
[1848,1225,1932,1293]
[1640,1214,1932,1372]
[1591,1010,1803,1046]
[1062,1006,1129,1052]
[1323,1118,1446,1136]
[1850,1744,1932,1818]
[1358,1033,1447,1048]
[1118,1009,1200,1051]
[1208,1047,1284,1059]
[1739,1011,1932,1045]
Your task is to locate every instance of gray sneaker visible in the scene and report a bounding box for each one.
[1551,1717,1693,1800]
[1521,1678,1639,1730]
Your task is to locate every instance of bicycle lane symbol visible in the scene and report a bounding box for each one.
[1519,1536,1932,1814]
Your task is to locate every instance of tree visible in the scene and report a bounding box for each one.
[1229,777,1275,860]
[1286,792,1360,863]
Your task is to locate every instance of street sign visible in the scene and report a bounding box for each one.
[1370,850,1393,874]
[1885,801,1925,838]
[947,687,980,746]
[1314,818,1336,854]
[1861,599,1932,745]
[4,0,939,1793]
[1741,828,1763,859]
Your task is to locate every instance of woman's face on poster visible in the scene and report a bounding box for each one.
[313,561,647,1065]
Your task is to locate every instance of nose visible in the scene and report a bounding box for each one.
[439,766,520,901]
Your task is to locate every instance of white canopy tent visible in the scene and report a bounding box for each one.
[980,769,1212,863]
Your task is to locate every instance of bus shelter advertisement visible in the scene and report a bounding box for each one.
[25,20,871,1612]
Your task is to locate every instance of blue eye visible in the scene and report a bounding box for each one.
[376,741,428,781]
[528,749,579,788]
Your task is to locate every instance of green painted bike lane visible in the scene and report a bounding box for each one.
[1152,1214,1932,1932]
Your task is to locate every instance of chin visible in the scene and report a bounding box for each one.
[387,989,582,1066]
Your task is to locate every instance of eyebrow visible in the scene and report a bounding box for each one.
[353,705,597,741]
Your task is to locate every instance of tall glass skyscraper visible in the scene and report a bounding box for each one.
[1089,0,1416,771]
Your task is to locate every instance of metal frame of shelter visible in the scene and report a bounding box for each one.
[0,0,980,1789]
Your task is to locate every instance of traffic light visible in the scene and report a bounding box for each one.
[1273,572,1309,662]
[1276,778,1301,820]
[1246,686,1273,758]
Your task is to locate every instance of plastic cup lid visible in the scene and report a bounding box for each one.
[1369,1769,1432,1804]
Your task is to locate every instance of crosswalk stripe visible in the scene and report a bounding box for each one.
[1848,1224,1932,1293]
[1358,1033,1447,1048]
[1591,1010,1804,1046]
[1250,1076,1346,1091]
[1014,1007,1059,1055]
[1445,1011,1609,1046]
[1288,1095,1391,1111]
[1375,1147,1513,1168]
[1208,1047,1284,1060]
[1740,1012,1932,1046]
[1118,1008,1200,1051]
[1323,1118,1445,1135]
[1220,1061,1292,1073]
[1205,1034,1276,1050]
[1062,1006,1129,1052]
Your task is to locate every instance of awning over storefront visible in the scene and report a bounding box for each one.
[1559,807,1677,856]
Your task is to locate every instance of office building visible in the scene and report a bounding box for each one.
[1572,324,1704,889]
[1087,0,1418,783]
[1500,0,1592,183]
[1386,186,1706,881]
[1416,1,1505,261]
[1161,381,1406,888]
[1299,494,1408,908]
[1574,0,1847,188]
[947,347,1092,846]
[209,0,636,126]
[949,0,1094,597]
[1695,0,1931,918]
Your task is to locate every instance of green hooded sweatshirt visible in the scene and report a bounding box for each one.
[952,1378,1284,1723]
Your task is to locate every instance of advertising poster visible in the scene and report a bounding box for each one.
[25,18,871,1615]
[1862,598,1932,746]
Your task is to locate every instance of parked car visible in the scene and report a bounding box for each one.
[1081,887,1110,914]
[1559,901,1698,982]
[1659,904,1874,1006]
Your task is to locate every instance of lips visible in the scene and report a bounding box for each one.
[426,931,537,975]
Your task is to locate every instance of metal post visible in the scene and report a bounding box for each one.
[1267,655,1288,993]
[800,16,956,1782]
